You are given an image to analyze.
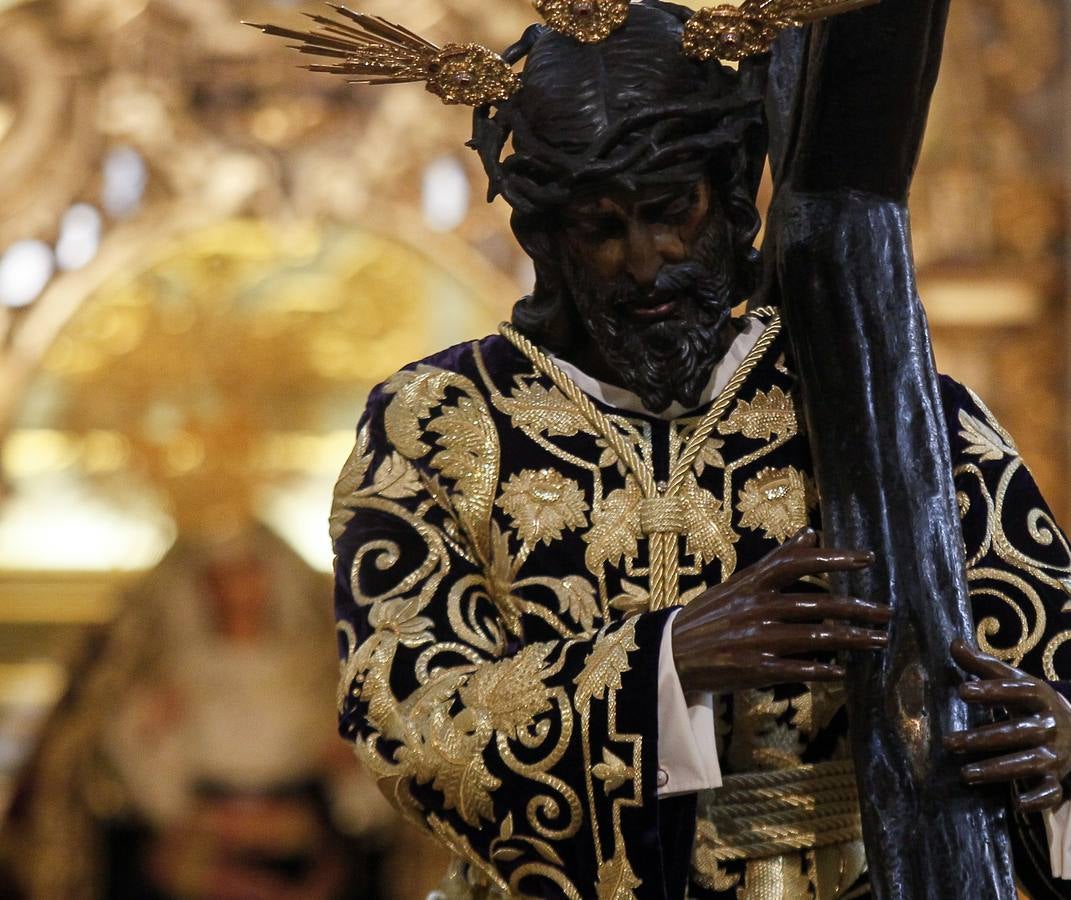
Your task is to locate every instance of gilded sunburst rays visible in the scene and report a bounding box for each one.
[246,7,520,107]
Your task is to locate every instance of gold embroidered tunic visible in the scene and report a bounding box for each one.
[330,308,1071,899]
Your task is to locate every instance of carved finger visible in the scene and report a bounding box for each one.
[960,679,1049,713]
[782,527,819,550]
[756,624,888,655]
[1017,775,1065,814]
[764,658,847,683]
[944,716,1056,755]
[951,639,1022,681]
[758,548,875,590]
[764,595,893,625]
[962,746,1058,785]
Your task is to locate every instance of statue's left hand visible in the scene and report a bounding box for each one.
[945,638,1071,813]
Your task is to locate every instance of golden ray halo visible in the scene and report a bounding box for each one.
[248,1,880,109]
[244,5,521,106]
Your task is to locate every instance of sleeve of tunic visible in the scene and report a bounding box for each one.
[330,383,679,900]
[656,610,720,798]
[943,377,1071,893]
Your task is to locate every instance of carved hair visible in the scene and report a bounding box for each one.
[470,1,769,351]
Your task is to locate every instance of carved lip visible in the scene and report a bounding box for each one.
[629,299,680,322]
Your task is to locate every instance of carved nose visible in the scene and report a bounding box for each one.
[624,225,663,287]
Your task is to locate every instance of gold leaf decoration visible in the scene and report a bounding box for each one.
[370,451,423,499]
[958,409,1019,462]
[609,580,650,617]
[486,522,523,634]
[719,385,798,442]
[458,643,554,739]
[595,848,643,900]
[574,617,639,708]
[329,423,373,540]
[497,468,589,546]
[558,575,601,633]
[496,380,593,439]
[406,676,502,826]
[383,366,453,459]
[692,822,744,892]
[534,0,631,43]
[385,365,501,560]
[681,476,739,574]
[737,466,817,542]
[584,476,644,572]
[591,747,632,793]
[368,597,436,650]
[695,437,726,476]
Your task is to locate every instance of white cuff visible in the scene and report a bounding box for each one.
[656,609,721,798]
[1044,801,1071,879]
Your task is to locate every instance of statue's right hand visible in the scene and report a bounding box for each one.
[671,528,889,694]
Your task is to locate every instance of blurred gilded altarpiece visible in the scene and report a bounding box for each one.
[0,0,1065,895]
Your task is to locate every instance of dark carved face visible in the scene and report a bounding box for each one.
[558,175,738,414]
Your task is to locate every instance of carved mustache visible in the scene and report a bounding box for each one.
[609,262,726,312]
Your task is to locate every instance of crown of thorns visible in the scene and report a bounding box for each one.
[246,0,875,108]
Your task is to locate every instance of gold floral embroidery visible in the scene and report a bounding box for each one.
[498,468,589,546]
[384,366,500,563]
[680,475,739,574]
[496,380,593,439]
[959,409,1018,462]
[695,437,726,476]
[574,618,640,709]
[719,385,798,442]
[457,643,555,739]
[370,451,424,500]
[557,576,601,634]
[595,850,642,899]
[592,748,633,794]
[585,477,645,572]
[738,466,817,542]
[953,388,1071,673]
[330,422,374,540]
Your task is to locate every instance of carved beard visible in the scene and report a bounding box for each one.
[563,217,737,415]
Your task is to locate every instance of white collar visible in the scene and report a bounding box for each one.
[548,317,768,420]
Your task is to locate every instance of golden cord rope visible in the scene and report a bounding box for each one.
[695,759,863,861]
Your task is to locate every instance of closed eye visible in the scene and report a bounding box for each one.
[641,188,701,225]
[568,214,627,241]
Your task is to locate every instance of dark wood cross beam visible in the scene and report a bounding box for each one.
[759,0,1018,895]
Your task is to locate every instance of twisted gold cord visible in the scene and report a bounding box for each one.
[667,307,782,495]
[499,322,657,496]
[696,759,863,861]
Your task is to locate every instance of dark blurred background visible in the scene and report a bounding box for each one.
[0,1,1065,897]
